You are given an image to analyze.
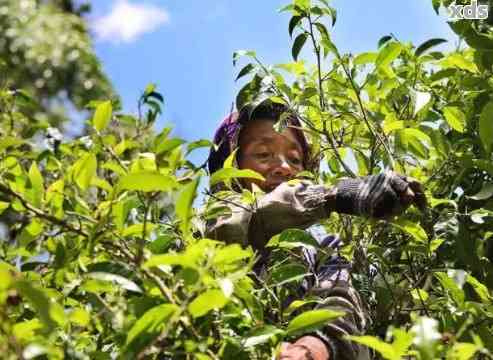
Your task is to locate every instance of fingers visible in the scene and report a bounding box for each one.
[278,342,291,360]
[407,177,427,210]
[400,186,415,207]
[390,172,427,211]
[389,172,409,193]
[280,342,291,353]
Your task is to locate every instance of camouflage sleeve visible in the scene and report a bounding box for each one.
[205,181,336,248]
[309,269,371,360]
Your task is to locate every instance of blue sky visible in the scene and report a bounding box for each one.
[88,0,457,164]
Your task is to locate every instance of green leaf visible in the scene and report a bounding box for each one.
[18,219,44,247]
[155,138,185,155]
[15,280,64,331]
[294,0,310,11]
[145,253,197,269]
[13,319,42,341]
[289,16,302,37]
[213,244,253,265]
[286,309,344,336]
[87,272,142,293]
[292,33,308,61]
[223,148,238,169]
[267,228,319,249]
[398,129,430,159]
[92,100,112,132]
[448,343,479,360]
[466,275,490,303]
[69,308,90,327]
[443,106,466,133]
[91,176,112,193]
[124,303,178,356]
[73,153,97,191]
[145,83,156,95]
[188,289,228,318]
[236,74,262,110]
[376,42,402,68]
[354,52,377,65]
[270,263,306,285]
[176,177,200,235]
[440,53,478,73]
[283,299,321,316]
[243,326,284,348]
[28,162,43,207]
[378,35,393,48]
[186,139,214,154]
[391,219,427,243]
[479,102,493,153]
[346,335,399,360]
[435,272,465,305]
[314,22,330,44]
[0,201,9,215]
[468,183,493,201]
[210,168,264,187]
[12,319,43,342]
[148,234,174,254]
[415,38,447,57]
[432,0,440,14]
[235,63,255,81]
[0,137,25,152]
[117,172,177,193]
[410,288,429,302]
[233,49,256,66]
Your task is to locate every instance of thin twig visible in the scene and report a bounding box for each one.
[0,182,88,237]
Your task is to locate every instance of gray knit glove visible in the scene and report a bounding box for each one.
[334,171,425,218]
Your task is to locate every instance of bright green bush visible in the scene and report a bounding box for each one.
[0,0,492,359]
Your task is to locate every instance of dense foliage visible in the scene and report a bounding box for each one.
[0,0,114,126]
[1,0,492,359]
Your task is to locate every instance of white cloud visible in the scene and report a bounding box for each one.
[92,0,169,44]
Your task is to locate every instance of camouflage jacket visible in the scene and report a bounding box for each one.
[205,181,371,360]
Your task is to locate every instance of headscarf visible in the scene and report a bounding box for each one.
[207,102,317,181]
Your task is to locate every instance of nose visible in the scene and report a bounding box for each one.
[271,156,295,177]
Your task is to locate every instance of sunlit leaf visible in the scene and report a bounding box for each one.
[188,289,228,318]
[124,304,178,356]
[176,177,200,235]
[155,138,185,155]
[376,42,402,68]
[391,219,427,243]
[346,335,398,360]
[117,172,177,193]
[286,309,344,336]
[479,101,493,153]
[92,100,112,132]
[443,106,466,133]
[210,168,264,187]
[87,272,142,293]
[243,326,284,348]
[73,153,97,190]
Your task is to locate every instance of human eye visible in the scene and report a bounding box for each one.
[255,151,271,160]
[289,156,302,165]
[288,152,303,165]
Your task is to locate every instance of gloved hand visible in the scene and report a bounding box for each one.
[334,171,427,219]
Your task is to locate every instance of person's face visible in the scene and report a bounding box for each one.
[237,118,305,192]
